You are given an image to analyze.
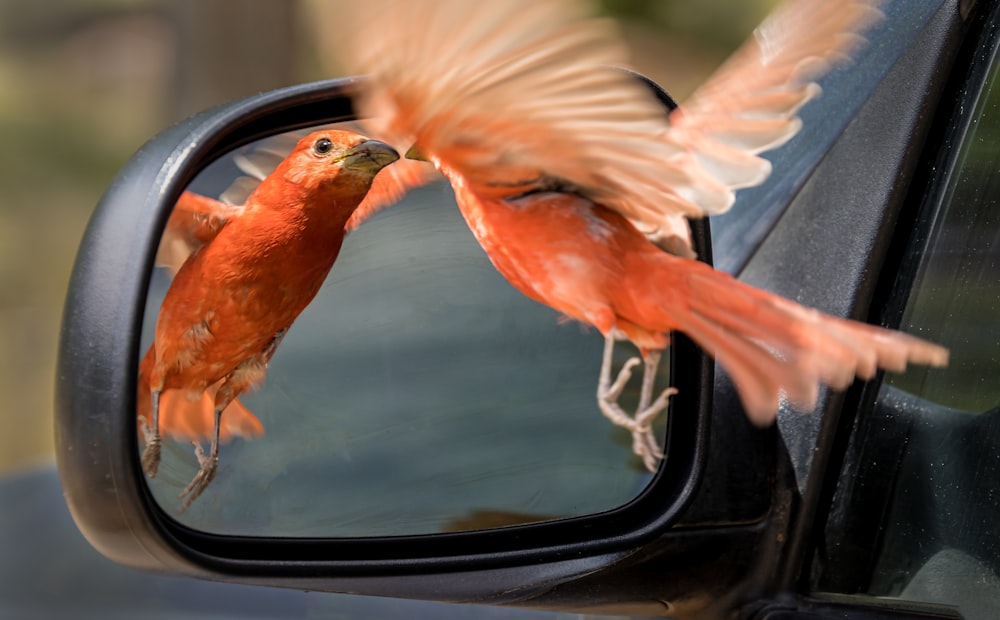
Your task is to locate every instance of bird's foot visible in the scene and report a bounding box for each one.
[139,417,161,478]
[629,386,677,472]
[178,441,218,513]
[597,360,676,473]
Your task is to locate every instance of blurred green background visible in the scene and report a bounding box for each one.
[0,0,776,476]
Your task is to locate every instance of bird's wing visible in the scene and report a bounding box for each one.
[334,0,883,256]
[155,135,293,276]
[335,120,441,230]
[220,132,304,205]
[346,150,438,230]
[156,190,242,276]
[666,0,885,202]
[336,1,698,227]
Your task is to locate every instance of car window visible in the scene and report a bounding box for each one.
[817,13,1000,620]
[867,31,1000,612]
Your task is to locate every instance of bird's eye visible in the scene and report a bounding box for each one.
[313,137,333,155]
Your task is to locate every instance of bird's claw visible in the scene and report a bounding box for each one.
[178,441,218,513]
[139,417,161,478]
[629,386,677,471]
[598,371,676,474]
[608,357,641,399]
[141,440,161,478]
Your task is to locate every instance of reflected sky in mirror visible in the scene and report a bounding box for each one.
[139,124,666,537]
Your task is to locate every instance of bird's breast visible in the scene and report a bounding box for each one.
[453,186,638,321]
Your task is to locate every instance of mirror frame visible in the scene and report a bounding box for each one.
[55,75,714,583]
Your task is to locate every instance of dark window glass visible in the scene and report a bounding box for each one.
[818,17,1000,620]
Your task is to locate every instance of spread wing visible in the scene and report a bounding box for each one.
[666,0,885,209]
[332,0,883,256]
[336,1,696,229]
[156,190,242,276]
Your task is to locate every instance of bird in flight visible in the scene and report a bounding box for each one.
[321,0,949,471]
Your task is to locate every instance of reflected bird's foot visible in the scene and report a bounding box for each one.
[178,441,218,513]
[139,417,161,478]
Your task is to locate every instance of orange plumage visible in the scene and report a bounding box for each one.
[139,129,399,509]
[332,0,949,470]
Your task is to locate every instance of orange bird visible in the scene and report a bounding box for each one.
[138,129,399,510]
[332,0,949,470]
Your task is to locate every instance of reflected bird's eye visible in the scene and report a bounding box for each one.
[314,137,333,155]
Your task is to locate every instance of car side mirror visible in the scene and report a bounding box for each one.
[51,0,983,612]
[55,75,720,610]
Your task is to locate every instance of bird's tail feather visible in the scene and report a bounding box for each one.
[655,257,948,425]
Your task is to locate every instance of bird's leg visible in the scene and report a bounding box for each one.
[141,390,162,477]
[176,334,280,512]
[178,406,222,513]
[596,333,641,429]
[596,335,675,472]
[596,333,661,470]
[631,351,677,468]
[637,351,659,413]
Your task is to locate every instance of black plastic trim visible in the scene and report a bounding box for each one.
[814,0,1000,597]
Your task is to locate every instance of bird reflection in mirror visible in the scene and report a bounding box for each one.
[137,129,421,511]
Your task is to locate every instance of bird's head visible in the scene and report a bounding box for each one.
[280,129,400,195]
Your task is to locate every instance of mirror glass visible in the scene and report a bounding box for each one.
[139,122,667,537]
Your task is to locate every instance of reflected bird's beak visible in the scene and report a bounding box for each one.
[344,140,400,174]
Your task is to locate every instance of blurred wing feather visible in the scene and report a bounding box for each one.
[670,0,885,195]
[220,132,305,205]
[346,157,439,230]
[156,191,241,275]
[335,0,884,256]
[336,0,709,236]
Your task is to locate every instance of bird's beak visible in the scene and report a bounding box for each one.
[405,144,427,161]
[343,140,400,174]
